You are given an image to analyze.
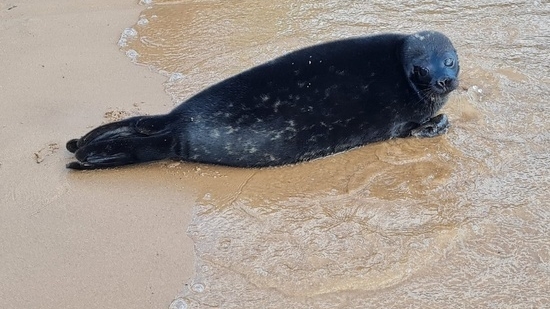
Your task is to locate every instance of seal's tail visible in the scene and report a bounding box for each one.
[66,115,177,170]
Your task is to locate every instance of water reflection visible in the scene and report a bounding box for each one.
[122,0,549,307]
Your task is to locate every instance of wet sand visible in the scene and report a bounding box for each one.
[0,1,195,308]
[121,1,549,308]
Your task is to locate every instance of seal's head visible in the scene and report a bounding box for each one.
[402,31,460,97]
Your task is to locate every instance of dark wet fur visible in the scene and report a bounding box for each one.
[66,30,459,170]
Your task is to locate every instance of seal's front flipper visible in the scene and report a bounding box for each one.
[66,133,176,170]
[410,114,449,138]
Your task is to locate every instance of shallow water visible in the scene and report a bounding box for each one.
[120,0,548,307]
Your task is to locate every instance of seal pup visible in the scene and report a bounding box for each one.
[66,30,459,170]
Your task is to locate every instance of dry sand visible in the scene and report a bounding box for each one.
[0,1,195,308]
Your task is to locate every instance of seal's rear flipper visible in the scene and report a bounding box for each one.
[66,115,173,153]
[66,114,178,169]
[66,139,80,153]
[66,133,176,170]
[66,153,128,170]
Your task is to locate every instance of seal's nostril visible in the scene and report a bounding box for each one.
[438,77,454,89]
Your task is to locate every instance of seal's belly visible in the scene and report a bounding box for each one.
[183,113,394,167]
[184,118,303,166]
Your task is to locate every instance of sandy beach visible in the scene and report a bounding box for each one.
[0,1,194,308]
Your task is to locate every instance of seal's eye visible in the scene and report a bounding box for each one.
[413,66,429,77]
[444,58,454,67]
